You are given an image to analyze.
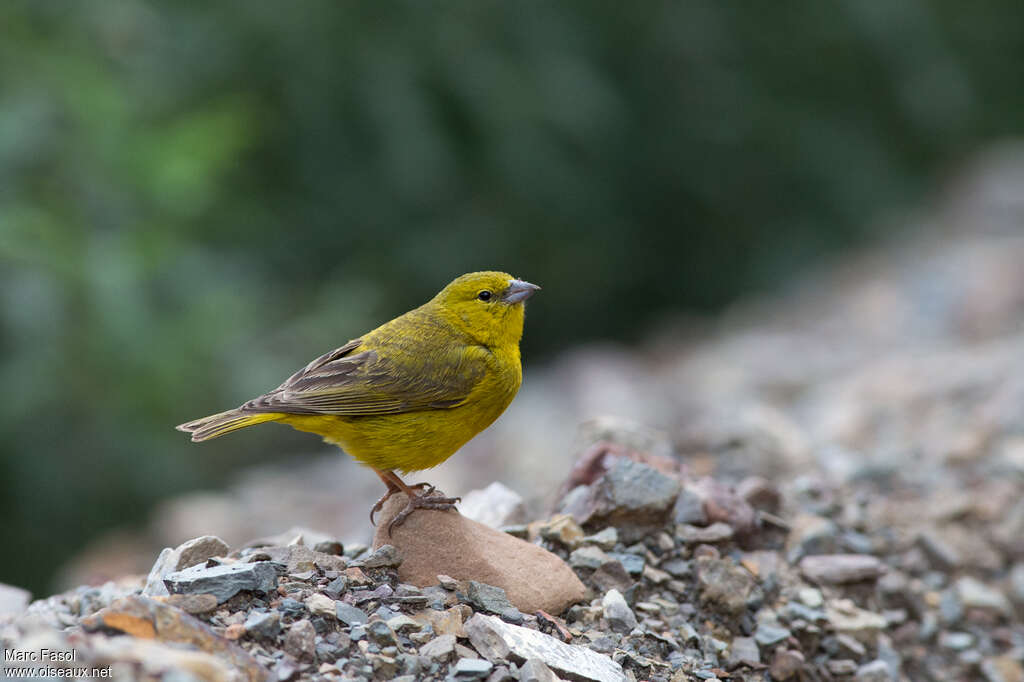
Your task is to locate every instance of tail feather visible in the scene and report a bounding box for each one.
[176,409,280,442]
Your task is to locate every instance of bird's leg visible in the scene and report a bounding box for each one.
[373,469,460,536]
[369,469,438,525]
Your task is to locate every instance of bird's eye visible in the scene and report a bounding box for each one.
[477,290,492,302]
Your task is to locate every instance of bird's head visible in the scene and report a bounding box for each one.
[431,271,540,348]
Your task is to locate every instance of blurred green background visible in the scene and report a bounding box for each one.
[3,1,1023,594]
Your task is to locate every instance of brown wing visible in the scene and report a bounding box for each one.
[239,338,485,416]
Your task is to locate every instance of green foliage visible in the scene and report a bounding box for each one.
[2,1,1023,593]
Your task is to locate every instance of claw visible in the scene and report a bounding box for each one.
[370,481,434,525]
[386,490,461,536]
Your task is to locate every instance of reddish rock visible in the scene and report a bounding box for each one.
[372,492,585,615]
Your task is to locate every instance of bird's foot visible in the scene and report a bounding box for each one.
[387,489,461,536]
[369,482,434,525]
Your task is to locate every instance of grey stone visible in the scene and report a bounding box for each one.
[518,658,559,682]
[799,554,885,584]
[582,459,681,539]
[459,482,527,529]
[143,536,231,598]
[284,619,316,661]
[360,544,403,569]
[569,546,610,570]
[467,581,524,624]
[825,600,887,643]
[164,561,278,603]
[335,603,369,626]
[582,527,619,550]
[916,530,962,571]
[855,660,894,682]
[939,631,975,651]
[420,634,457,660]
[0,582,31,616]
[454,658,494,679]
[245,610,281,640]
[673,484,709,525]
[366,621,396,647]
[606,553,644,576]
[726,636,760,668]
[601,589,638,633]
[955,576,1011,614]
[465,613,626,682]
[323,576,348,599]
[754,624,791,647]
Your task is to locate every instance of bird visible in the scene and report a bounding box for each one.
[176,271,540,533]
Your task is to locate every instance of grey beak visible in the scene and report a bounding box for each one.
[503,279,541,304]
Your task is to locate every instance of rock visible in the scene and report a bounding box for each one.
[386,614,423,633]
[825,599,887,643]
[569,546,610,570]
[727,636,760,668]
[335,603,369,626]
[601,589,638,633]
[163,593,218,615]
[754,623,791,647]
[174,535,231,571]
[454,658,494,679]
[284,619,316,661]
[537,514,586,548]
[691,477,759,539]
[696,557,757,617]
[411,604,470,638]
[582,527,618,550]
[737,476,782,512]
[420,633,457,660]
[459,482,528,528]
[955,576,1011,614]
[519,658,560,682]
[980,655,1024,682]
[164,561,278,603]
[0,583,31,616]
[770,649,805,680]
[590,561,634,593]
[305,592,336,618]
[855,659,894,682]
[576,459,681,540]
[359,544,403,569]
[80,595,267,680]
[939,631,975,651]
[245,610,282,640]
[673,484,709,525]
[607,552,644,575]
[465,613,626,682]
[467,581,524,623]
[785,515,839,562]
[675,522,734,544]
[143,536,231,597]
[366,621,397,647]
[799,554,885,584]
[372,492,585,614]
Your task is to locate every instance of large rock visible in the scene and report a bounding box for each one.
[568,458,681,541]
[142,535,230,597]
[164,561,279,603]
[372,493,585,615]
[464,613,626,682]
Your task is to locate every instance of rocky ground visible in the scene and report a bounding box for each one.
[3,146,1024,680]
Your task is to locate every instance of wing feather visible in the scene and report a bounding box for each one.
[239,337,485,416]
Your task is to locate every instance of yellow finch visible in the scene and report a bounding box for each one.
[177,271,539,532]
